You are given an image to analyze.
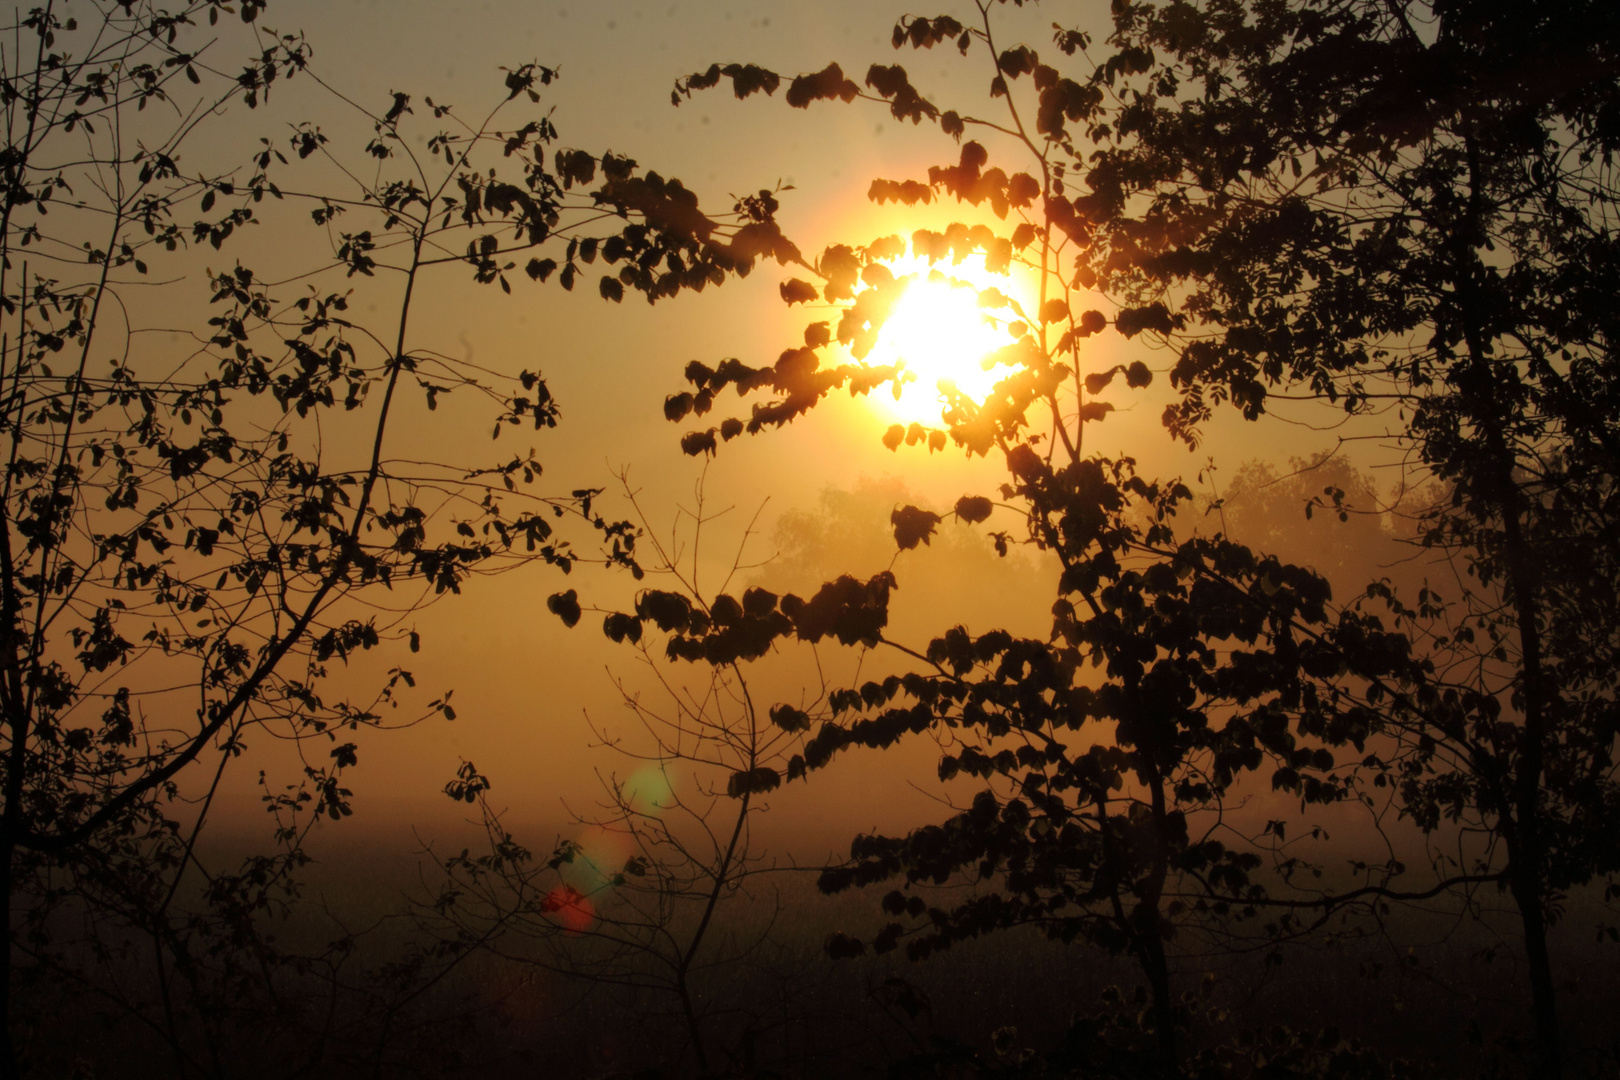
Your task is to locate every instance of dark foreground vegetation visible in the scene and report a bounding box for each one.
[3,0,1617,1077]
[20,856,1620,1079]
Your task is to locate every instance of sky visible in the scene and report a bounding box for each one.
[154,0,1410,865]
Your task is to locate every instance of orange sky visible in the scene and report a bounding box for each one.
[180,0,1409,866]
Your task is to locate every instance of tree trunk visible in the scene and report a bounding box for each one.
[0,839,18,1078]
[1140,762,1178,1076]
[1137,915,1178,1076]
[1508,855,1562,1079]
[1454,131,1562,1078]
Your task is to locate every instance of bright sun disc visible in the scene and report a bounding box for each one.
[864,257,1022,423]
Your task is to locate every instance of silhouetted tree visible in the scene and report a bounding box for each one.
[0,3,765,1074]
[653,0,1619,1076]
[1069,2,1620,1074]
[434,476,827,1077]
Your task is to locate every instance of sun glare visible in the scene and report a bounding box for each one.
[863,256,1024,424]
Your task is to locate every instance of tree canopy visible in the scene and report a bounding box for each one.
[617,0,1620,1076]
[6,0,1618,1076]
[0,2,765,1073]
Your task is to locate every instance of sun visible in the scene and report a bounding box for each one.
[863,256,1024,424]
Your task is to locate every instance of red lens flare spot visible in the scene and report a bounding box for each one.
[540,886,594,934]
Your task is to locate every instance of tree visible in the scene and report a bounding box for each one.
[431,477,828,1078]
[1070,1,1620,1074]
[654,23,1361,1080]
[0,3,769,1073]
[658,0,1619,1076]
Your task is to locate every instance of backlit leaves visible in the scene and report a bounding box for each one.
[547,589,582,628]
[953,495,993,524]
[780,277,818,304]
[865,64,939,124]
[672,62,782,106]
[726,766,781,797]
[1114,303,1176,338]
[786,63,861,108]
[893,15,971,54]
[891,505,942,550]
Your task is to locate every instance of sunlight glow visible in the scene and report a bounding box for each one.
[863,255,1024,424]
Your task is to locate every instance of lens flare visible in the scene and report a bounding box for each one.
[621,765,671,814]
[541,886,595,934]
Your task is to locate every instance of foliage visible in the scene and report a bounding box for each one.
[1070,2,1620,1075]
[0,2,765,1073]
[654,0,1620,1077]
[431,478,824,1077]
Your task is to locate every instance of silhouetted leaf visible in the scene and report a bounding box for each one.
[780,277,818,304]
[786,62,860,108]
[1115,303,1174,337]
[546,590,582,628]
[771,704,810,732]
[603,612,642,643]
[680,428,718,456]
[726,766,781,797]
[954,495,993,524]
[891,505,942,550]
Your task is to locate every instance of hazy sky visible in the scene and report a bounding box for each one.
[183,0,1382,859]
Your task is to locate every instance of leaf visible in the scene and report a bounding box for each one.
[720,63,782,100]
[726,766,781,797]
[1007,173,1040,208]
[779,278,818,305]
[603,612,642,644]
[954,495,993,524]
[891,505,942,550]
[1114,303,1174,338]
[680,428,718,456]
[664,392,694,422]
[546,590,582,628]
[787,573,895,646]
[771,704,811,732]
[555,148,596,188]
[785,62,860,108]
[869,178,933,206]
[444,761,490,803]
[635,590,694,632]
[998,45,1038,79]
